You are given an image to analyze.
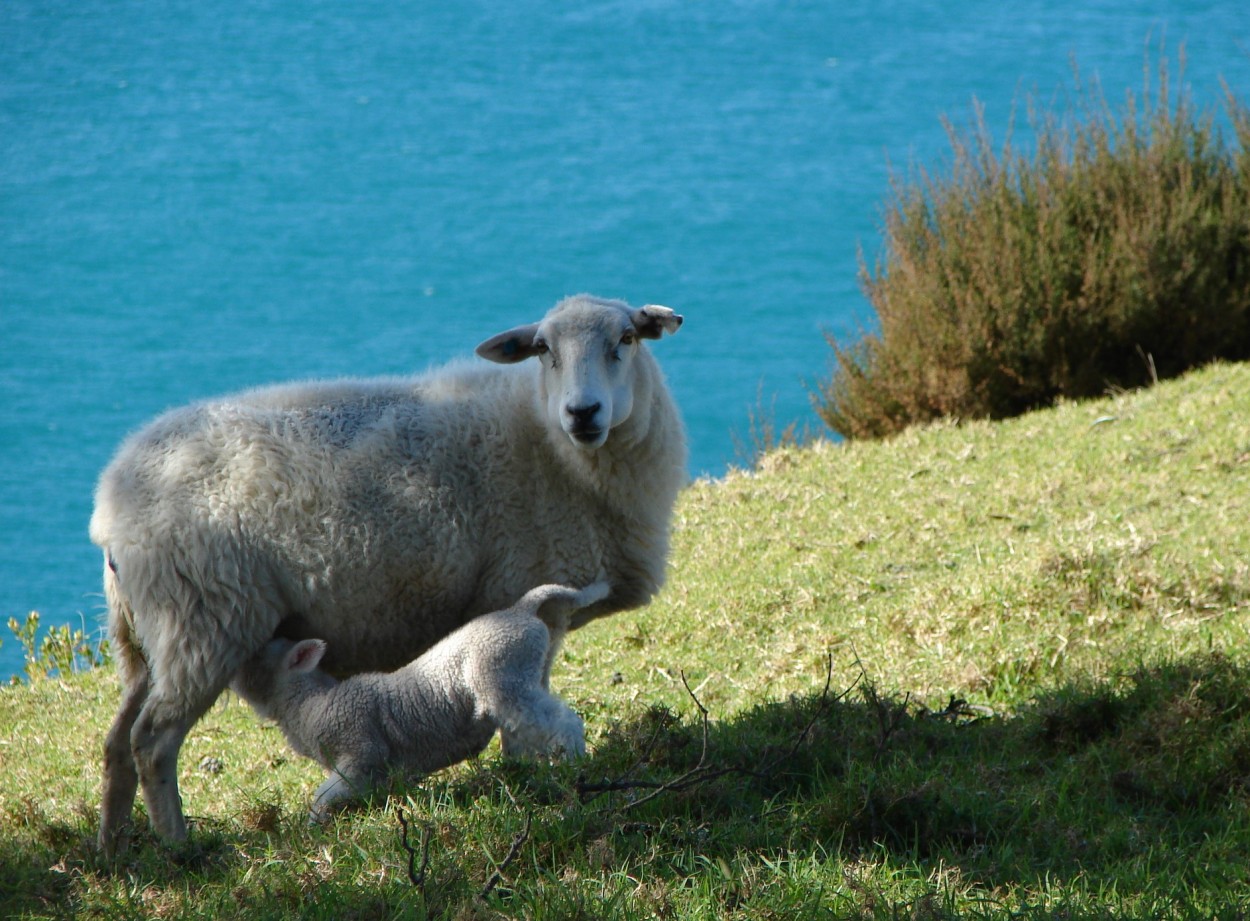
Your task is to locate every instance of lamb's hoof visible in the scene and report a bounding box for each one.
[554,738,587,760]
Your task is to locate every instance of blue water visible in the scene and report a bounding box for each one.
[3,1,1247,681]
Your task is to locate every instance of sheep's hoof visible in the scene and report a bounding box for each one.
[97,826,132,861]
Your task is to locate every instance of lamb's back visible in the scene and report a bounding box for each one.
[346,663,497,774]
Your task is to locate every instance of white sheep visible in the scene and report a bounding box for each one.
[231,581,607,823]
[91,294,686,854]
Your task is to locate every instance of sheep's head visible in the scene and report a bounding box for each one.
[476,295,682,450]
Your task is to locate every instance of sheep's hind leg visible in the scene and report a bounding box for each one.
[98,666,150,857]
[129,694,199,843]
[129,668,229,844]
[126,587,270,844]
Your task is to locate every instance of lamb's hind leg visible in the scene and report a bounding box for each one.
[539,624,567,691]
[488,618,584,758]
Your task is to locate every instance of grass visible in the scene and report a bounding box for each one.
[3,361,1250,919]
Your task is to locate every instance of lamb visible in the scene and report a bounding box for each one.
[91,294,686,855]
[231,581,607,823]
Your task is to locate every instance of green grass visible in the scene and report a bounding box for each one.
[4,361,1250,919]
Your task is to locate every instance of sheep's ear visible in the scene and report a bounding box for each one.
[631,304,683,339]
[285,639,327,673]
[476,323,544,364]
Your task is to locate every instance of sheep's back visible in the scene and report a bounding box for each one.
[91,369,527,670]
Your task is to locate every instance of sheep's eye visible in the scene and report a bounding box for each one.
[611,329,636,361]
[533,339,558,368]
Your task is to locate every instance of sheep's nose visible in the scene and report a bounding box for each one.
[567,402,601,425]
[565,402,604,443]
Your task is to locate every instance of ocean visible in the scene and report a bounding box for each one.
[3,0,1248,680]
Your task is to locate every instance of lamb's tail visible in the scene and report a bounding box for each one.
[520,580,611,625]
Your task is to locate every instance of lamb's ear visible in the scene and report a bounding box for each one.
[631,304,683,339]
[476,323,544,364]
[285,639,327,673]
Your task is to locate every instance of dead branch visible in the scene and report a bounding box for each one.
[578,704,684,804]
[864,680,910,762]
[576,652,853,808]
[925,694,994,723]
[752,652,852,775]
[395,805,432,889]
[616,670,721,810]
[479,812,532,901]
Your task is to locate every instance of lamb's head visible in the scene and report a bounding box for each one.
[476,295,682,450]
[231,638,330,720]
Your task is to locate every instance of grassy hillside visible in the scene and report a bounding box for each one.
[2,362,1249,919]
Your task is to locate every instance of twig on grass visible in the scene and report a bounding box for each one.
[762,651,850,770]
[395,805,432,889]
[479,812,533,901]
[575,668,739,808]
[864,680,910,763]
[619,670,721,810]
[925,694,994,723]
[576,652,853,808]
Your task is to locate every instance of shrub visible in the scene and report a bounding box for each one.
[817,58,1250,439]
[6,611,110,684]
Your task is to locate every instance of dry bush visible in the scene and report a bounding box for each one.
[819,56,1250,439]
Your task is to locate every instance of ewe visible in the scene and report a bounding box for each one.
[231,581,607,823]
[90,294,686,854]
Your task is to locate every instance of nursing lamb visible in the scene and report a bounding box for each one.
[232,581,607,823]
[90,294,686,854]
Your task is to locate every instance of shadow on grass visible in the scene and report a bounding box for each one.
[472,651,1250,895]
[0,808,79,918]
[0,809,243,918]
[6,653,1249,917]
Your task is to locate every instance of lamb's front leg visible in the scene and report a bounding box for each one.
[309,762,380,824]
[497,689,586,760]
